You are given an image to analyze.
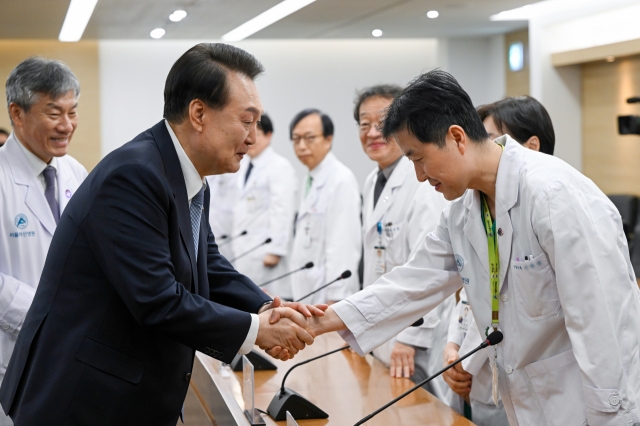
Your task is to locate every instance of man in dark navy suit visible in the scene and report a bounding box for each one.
[0,43,324,426]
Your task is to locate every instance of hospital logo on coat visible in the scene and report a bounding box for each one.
[455,254,464,272]
[14,214,28,229]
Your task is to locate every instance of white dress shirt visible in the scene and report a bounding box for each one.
[165,121,259,355]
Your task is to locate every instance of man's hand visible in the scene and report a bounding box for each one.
[258,296,328,318]
[442,342,472,400]
[255,307,314,361]
[263,254,281,268]
[389,342,416,378]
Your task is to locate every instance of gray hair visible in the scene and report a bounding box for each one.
[6,57,80,120]
[353,84,403,124]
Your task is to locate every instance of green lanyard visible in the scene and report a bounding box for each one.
[481,193,500,332]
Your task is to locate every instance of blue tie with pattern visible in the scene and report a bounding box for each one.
[189,185,205,258]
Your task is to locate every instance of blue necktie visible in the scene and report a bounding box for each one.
[189,185,205,258]
[244,162,253,186]
[42,166,60,224]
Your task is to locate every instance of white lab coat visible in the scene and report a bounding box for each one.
[334,136,640,426]
[362,156,453,400]
[447,289,509,426]
[230,147,297,297]
[0,134,87,380]
[290,152,361,304]
[206,158,247,260]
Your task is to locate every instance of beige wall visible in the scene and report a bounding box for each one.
[582,55,640,195]
[0,40,100,170]
[505,28,530,97]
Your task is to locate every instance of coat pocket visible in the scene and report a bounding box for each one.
[511,253,560,320]
[524,349,586,425]
[76,337,145,384]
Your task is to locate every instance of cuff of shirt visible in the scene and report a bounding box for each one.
[238,313,259,355]
[332,300,367,356]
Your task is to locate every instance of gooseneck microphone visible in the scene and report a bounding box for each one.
[294,270,352,303]
[259,262,314,288]
[229,238,271,262]
[267,346,350,421]
[218,230,247,247]
[354,330,504,425]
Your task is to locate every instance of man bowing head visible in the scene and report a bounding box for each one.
[0,43,324,426]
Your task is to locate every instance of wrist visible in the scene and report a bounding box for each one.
[258,300,273,314]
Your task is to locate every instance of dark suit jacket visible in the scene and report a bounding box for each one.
[0,121,271,425]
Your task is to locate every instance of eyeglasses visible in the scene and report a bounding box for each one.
[291,134,323,145]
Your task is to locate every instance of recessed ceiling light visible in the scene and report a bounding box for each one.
[169,10,187,22]
[606,56,615,62]
[426,10,439,19]
[150,28,166,39]
[58,0,99,42]
[222,0,317,42]
[372,29,383,37]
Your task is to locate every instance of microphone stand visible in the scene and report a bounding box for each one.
[230,238,271,262]
[294,271,351,303]
[267,346,350,421]
[259,262,313,288]
[354,332,502,425]
[218,230,247,247]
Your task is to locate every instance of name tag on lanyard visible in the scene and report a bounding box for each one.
[374,221,386,273]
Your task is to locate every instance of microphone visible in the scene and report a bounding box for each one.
[627,97,640,104]
[259,262,314,288]
[294,270,351,303]
[267,345,350,421]
[354,330,504,425]
[229,238,271,262]
[218,230,247,247]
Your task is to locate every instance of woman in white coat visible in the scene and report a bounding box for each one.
[286,70,640,426]
[230,115,297,298]
[356,85,453,401]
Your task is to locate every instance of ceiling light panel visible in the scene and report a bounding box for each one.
[58,0,99,42]
[150,28,165,39]
[222,0,317,42]
[169,10,187,22]
[426,10,439,19]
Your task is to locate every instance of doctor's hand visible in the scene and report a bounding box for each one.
[389,342,416,378]
[442,342,472,400]
[259,296,329,318]
[256,307,315,361]
[263,254,281,267]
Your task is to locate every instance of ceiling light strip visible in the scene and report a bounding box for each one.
[59,0,99,42]
[222,0,317,42]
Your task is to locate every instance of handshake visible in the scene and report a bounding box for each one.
[254,296,329,361]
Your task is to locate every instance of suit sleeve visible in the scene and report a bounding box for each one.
[535,184,638,425]
[0,274,35,334]
[333,209,462,355]
[324,176,362,301]
[85,163,266,363]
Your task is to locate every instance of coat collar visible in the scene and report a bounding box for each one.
[462,136,524,288]
[4,135,57,235]
[364,156,412,231]
[240,146,274,195]
[152,120,199,293]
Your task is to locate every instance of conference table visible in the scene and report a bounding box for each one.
[188,332,475,425]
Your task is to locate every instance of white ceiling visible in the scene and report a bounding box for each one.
[0,0,534,40]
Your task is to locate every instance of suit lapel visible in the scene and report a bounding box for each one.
[5,137,56,236]
[152,121,199,293]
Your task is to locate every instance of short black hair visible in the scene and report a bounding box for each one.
[382,69,489,147]
[353,84,402,123]
[163,43,264,123]
[0,128,8,136]
[477,96,555,155]
[289,109,334,139]
[257,113,273,135]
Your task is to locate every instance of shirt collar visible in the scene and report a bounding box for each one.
[309,151,335,179]
[249,146,272,167]
[13,132,58,177]
[164,120,205,201]
[379,155,402,180]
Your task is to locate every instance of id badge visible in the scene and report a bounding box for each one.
[374,246,386,274]
[457,301,472,333]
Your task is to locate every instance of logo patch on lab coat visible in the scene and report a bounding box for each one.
[14,214,28,229]
[455,254,464,272]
